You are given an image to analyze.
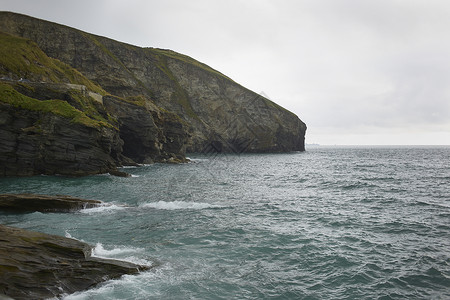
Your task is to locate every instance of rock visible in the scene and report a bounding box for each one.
[0,224,149,299]
[0,193,102,213]
[103,95,189,164]
[108,169,131,177]
[0,100,122,176]
[0,32,124,177]
[0,11,307,155]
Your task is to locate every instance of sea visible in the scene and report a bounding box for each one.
[0,146,449,299]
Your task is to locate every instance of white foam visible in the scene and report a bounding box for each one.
[63,265,170,300]
[91,243,152,267]
[64,230,73,239]
[80,204,126,214]
[138,163,153,167]
[141,201,221,210]
[62,282,114,300]
[188,158,209,163]
[92,242,140,257]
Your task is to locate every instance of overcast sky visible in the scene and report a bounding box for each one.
[2,0,450,145]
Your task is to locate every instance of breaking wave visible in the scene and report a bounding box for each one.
[91,243,152,267]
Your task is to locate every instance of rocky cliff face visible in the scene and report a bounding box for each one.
[0,28,189,175]
[0,100,121,176]
[0,12,306,155]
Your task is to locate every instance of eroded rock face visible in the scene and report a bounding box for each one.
[0,101,122,176]
[0,194,102,212]
[103,96,189,163]
[0,12,306,153]
[0,224,149,300]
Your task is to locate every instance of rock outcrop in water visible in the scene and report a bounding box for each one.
[0,11,306,176]
[0,193,103,213]
[0,224,149,300]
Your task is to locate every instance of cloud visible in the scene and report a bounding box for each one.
[1,0,449,144]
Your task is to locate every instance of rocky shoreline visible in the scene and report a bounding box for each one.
[0,193,102,213]
[0,194,150,300]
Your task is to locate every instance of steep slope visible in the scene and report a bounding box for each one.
[0,11,306,153]
[0,31,188,176]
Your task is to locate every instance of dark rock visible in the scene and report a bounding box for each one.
[103,95,189,164]
[0,102,123,176]
[0,193,103,213]
[0,11,307,155]
[0,224,149,299]
[108,169,131,177]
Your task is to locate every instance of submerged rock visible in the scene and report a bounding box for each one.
[108,169,131,177]
[0,224,149,299]
[0,193,102,213]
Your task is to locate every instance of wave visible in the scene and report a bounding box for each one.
[62,266,163,300]
[140,201,222,210]
[64,230,75,239]
[187,158,209,163]
[80,204,126,214]
[91,243,152,267]
[92,242,142,257]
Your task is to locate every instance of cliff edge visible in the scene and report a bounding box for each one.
[0,11,306,176]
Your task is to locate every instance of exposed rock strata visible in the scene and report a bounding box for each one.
[0,31,189,175]
[0,224,149,300]
[0,194,102,212]
[0,99,122,176]
[102,95,188,164]
[0,11,306,156]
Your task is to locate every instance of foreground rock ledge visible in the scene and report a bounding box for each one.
[0,224,149,299]
[0,194,103,213]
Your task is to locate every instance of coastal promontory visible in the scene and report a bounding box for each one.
[0,11,306,176]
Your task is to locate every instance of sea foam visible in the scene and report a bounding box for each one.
[80,204,126,214]
[91,243,152,266]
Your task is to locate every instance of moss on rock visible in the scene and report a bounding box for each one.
[0,83,110,128]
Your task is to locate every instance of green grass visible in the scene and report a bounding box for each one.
[67,90,116,126]
[147,48,233,82]
[82,33,154,97]
[0,32,105,95]
[0,83,111,128]
[144,52,199,120]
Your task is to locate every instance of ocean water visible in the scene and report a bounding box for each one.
[1,146,449,299]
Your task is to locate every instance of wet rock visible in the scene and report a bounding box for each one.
[0,194,102,213]
[108,169,131,177]
[0,224,149,300]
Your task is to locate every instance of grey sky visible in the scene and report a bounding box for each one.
[1,0,449,145]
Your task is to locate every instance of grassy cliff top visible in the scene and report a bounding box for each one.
[0,83,112,128]
[0,31,115,128]
[0,31,105,95]
[146,48,233,82]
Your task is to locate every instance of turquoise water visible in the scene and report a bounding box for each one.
[1,146,449,299]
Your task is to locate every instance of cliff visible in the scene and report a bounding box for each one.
[0,11,306,176]
[0,29,187,175]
